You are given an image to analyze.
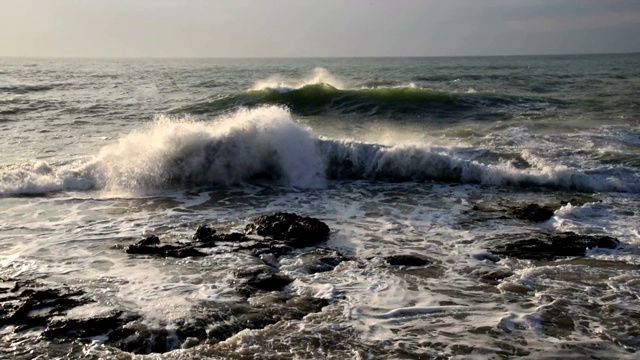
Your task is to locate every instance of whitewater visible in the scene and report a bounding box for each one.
[1,56,640,359]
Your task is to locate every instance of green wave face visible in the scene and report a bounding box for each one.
[175,83,561,120]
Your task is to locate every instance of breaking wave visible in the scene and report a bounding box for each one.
[0,106,637,197]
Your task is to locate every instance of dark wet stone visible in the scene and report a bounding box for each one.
[295,249,348,274]
[230,240,295,258]
[384,254,431,266]
[42,311,139,339]
[166,246,207,258]
[216,232,249,242]
[245,212,330,248]
[193,225,216,242]
[471,268,514,285]
[0,284,90,331]
[125,242,206,258]
[138,235,160,246]
[233,266,293,296]
[490,232,620,260]
[250,292,329,321]
[0,280,144,347]
[510,203,556,222]
[205,303,278,343]
[106,322,172,354]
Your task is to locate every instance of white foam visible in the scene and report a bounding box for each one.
[251,67,344,92]
[1,107,638,197]
[92,106,325,191]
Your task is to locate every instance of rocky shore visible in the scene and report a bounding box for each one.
[0,205,630,355]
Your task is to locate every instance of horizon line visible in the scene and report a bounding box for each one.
[1,51,639,60]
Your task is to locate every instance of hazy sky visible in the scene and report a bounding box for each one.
[1,0,639,57]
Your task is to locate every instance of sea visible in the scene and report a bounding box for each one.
[1,55,639,359]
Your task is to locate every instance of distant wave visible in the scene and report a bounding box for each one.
[174,68,560,118]
[0,106,637,197]
[0,84,58,94]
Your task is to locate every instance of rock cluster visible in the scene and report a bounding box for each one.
[0,213,341,355]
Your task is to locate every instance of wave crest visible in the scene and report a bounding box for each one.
[1,107,637,196]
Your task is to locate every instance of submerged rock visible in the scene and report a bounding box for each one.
[490,232,619,260]
[293,249,348,274]
[233,266,293,296]
[384,254,432,267]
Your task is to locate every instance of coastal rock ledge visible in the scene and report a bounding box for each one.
[490,232,620,261]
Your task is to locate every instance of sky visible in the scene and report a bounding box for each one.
[1,0,639,58]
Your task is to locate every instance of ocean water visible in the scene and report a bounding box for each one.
[1,55,639,359]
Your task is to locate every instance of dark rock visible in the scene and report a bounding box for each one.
[384,254,431,267]
[295,249,348,274]
[193,225,216,242]
[471,268,514,285]
[138,235,160,246]
[204,303,278,343]
[125,243,206,258]
[490,232,619,260]
[43,311,139,339]
[511,203,556,222]
[233,266,293,296]
[106,322,171,354]
[250,292,329,321]
[245,212,330,248]
[0,280,143,347]
[0,284,91,331]
[216,232,249,242]
[167,246,207,258]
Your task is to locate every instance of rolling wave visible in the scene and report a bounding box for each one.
[0,106,636,197]
[177,83,557,118]
[173,68,560,118]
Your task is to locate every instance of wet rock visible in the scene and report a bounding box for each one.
[384,254,431,266]
[510,203,556,222]
[214,232,250,242]
[125,236,206,258]
[490,232,619,260]
[249,292,329,321]
[193,225,216,242]
[0,282,90,331]
[233,266,293,296]
[294,249,348,274]
[106,322,172,354]
[204,303,278,343]
[43,310,139,340]
[0,280,139,348]
[470,268,514,285]
[138,234,160,246]
[245,212,330,248]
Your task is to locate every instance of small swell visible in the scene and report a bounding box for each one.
[0,84,58,94]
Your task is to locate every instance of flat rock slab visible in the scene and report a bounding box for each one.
[490,232,620,261]
[0,280,139,343]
